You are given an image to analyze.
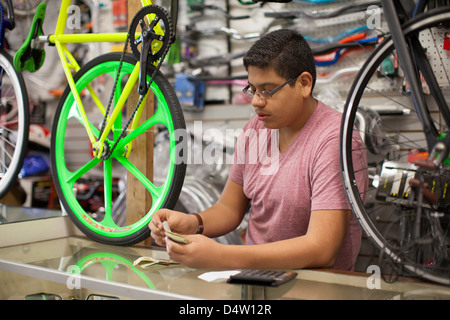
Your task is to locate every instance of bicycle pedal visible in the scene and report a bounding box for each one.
[14,2,47,72]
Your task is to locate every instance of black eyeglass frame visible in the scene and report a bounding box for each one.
[242,74,301,100]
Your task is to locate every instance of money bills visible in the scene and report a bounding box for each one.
[163,221,190,244]
[133,256,179,268]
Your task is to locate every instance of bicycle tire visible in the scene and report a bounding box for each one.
[0,49,29,199]
[51,52,186,246]
[341,8,450,285]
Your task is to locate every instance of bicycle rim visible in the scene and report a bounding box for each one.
[51,53,186,245]
[0,50,29,199]
[341,9,450,285]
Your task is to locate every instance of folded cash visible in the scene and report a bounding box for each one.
[133,256,179,268]
[162,221,190,244]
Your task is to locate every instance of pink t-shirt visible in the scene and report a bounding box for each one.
[229,101,367,271]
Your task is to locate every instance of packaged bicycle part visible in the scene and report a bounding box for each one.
[376,161,450,211]
[376,161,416,203]
[174,73,205,110]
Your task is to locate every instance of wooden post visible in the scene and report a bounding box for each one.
[126,0,154,246]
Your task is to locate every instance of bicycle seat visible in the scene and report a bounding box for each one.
[13,2,46,73]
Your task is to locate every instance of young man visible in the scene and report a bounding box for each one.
[149,29,368,271]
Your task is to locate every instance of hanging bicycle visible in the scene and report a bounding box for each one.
[0,0,29,200]
[258,0,450,285]
[15,0,186,245]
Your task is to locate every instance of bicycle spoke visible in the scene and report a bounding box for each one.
[115,153,163,202]
[0,134,16,151]
[100,157,117,228]
[64,157,102,185]
[0,148,13,173]
[0,119,19,127]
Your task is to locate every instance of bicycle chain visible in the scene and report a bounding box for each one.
[97,5,174,160]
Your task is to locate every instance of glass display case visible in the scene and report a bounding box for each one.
[1,205,450,301]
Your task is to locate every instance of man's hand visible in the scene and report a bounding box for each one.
[149,209,198,246]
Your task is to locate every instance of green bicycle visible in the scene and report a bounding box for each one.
[15,0,186,245]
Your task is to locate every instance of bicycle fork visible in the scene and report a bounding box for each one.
[381,0,450,165]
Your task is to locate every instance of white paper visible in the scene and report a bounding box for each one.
[198,270,241,282]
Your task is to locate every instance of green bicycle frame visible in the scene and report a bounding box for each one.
[48,0,159,158]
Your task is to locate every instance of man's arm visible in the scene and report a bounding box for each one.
[218,209,351,269]
[167,208,352,270]
[198,178,250,238]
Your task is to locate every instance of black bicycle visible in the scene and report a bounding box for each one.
[340,0,450,285]
[259,0,450,285]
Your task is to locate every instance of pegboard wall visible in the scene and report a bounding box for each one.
[6,0,449,144]
[8,0,449,113]
[176,0,390,108]
[421,28,450,88]
[171,0,449,112]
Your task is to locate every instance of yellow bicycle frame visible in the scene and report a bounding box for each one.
[48,0,160,158]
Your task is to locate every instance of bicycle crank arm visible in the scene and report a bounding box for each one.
[138,28,156,95]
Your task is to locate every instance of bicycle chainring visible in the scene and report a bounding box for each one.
[128,5,174,65]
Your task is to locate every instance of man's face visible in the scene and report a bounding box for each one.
[246,66,310,131]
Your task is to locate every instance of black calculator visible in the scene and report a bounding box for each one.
[227,269,297,287]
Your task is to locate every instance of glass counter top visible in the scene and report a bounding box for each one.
[1,235,450,301]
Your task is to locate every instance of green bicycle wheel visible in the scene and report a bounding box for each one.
[51,52,186,245]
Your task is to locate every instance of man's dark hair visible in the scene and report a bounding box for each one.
[243,29,316,91]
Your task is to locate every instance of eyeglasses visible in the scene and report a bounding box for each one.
[242,74,300,100]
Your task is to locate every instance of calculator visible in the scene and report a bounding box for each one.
[227,269,298,287]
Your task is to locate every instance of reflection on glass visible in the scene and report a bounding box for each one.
[70,250,156,289]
